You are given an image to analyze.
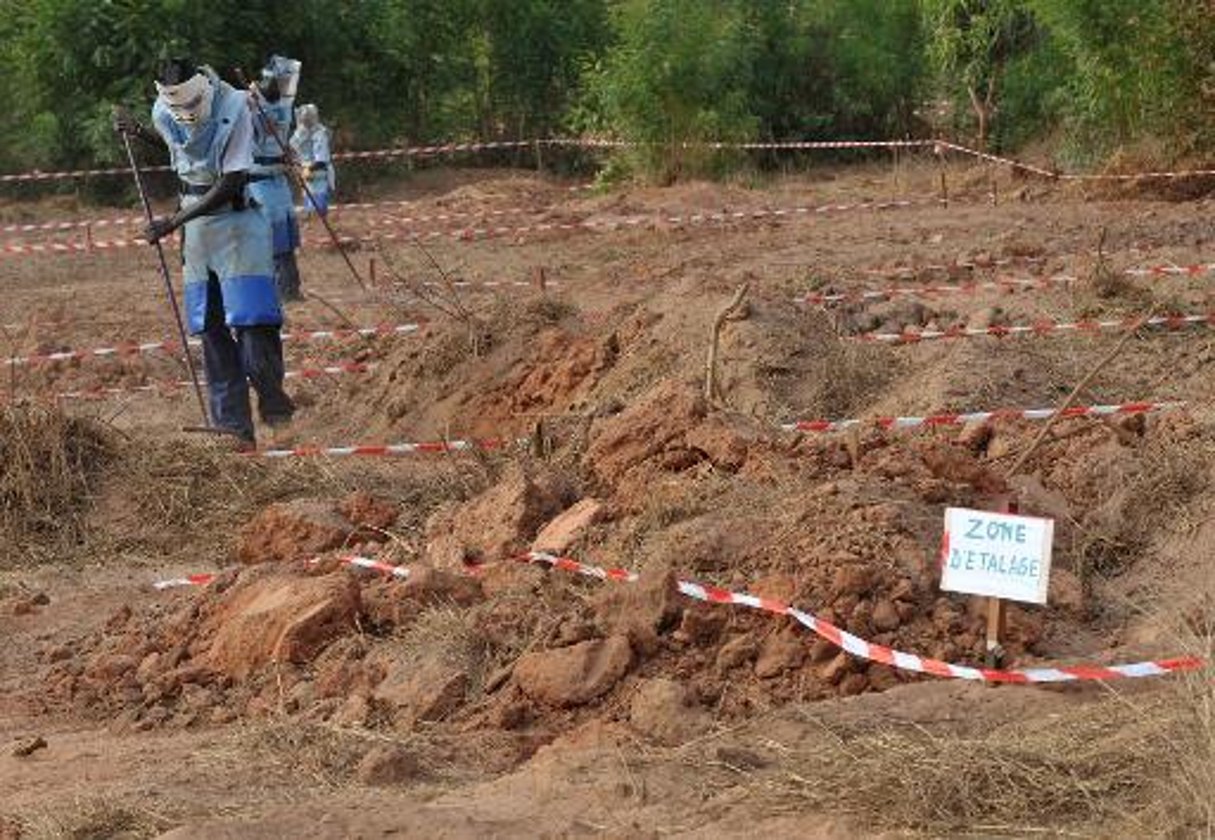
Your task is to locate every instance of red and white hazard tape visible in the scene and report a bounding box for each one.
[306,279,555,307]
[0,197,946,259]
[1124,262,1215,278]
[3,323,419,369]
[52,362,371,401]
[152,554,409,590]
[934,141,1058,179]
[252,437,520,459]
[938,140,1215,182]
[334,140,536,161]
[318,197,945,249]
[322,207,530,228]
[860,256,1046,279]
[0,205,534,239]
[0,238,144,256]
[520,551,1204,683]
[1,214,144,235]
[854,313,1215,344]
[782,400,1184,434]
[548,138,936,152]
[152,573,217,590]
[0,140,539,184]
[7,137,1215,185]
[811,261,1215,305]
[797,274,1079,306]
[0,164,171,184]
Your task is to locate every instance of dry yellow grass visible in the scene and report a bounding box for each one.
[0,401,114,565]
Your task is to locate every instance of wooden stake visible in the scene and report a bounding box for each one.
[891,146,899,201]
[939,170,949,207]
[704,283,750,405]
[846,425,861,469]
[1005,310,1152,478]
[985,596,1006,665]
[984,497,1018,667]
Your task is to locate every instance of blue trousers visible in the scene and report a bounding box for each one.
[200,273,294,442]
[275,251,302,301]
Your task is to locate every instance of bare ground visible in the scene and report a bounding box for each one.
[0,159,1212,838]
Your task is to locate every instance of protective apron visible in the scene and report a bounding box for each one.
[153,72,282,334]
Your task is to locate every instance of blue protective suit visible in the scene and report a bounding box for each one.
[291,121,335,216]
[249,94,302,299]
[152,71,282,334]
[152,69,293,442]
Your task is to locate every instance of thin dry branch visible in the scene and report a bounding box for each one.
[704,282,750,405]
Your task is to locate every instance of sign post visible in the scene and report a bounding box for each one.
[940,503,1053,667]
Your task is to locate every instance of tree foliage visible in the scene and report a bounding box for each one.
[920,0,1039,149]
[0,0,1212,179]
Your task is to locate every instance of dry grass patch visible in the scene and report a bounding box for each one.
[751,692,1198,837]
[10,797,173,840]
[0,402,114,565]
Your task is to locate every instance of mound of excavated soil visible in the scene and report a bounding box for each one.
[38,366,1199,757]
[28,253,1211,759]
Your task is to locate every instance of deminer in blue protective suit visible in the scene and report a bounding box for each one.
[249,55,304,302]
[114,58,294,448]
[291,104,335,217]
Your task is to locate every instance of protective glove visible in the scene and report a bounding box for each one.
[144,217,176,244]
[112,105,144,137]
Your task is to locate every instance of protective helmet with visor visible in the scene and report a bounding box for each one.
[260,55,302,102]
[155,61,215,126]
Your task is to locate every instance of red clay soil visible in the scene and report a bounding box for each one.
[1,163,1212,837]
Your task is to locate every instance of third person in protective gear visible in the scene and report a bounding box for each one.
[291,103,335,218]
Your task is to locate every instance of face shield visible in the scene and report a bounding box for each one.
[263,55,302,99]
[296,103,319,129]
[155,72,214,126]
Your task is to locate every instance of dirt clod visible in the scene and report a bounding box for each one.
[514,636,633,707]
[11,736,47,757]
[356,744,421,786]
[204,572,361,679]
[629,679,708,746]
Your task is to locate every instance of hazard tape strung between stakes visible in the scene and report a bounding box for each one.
[796,274,1078,305]
[862,255,1207,280]
[152,554,409,590]
[0,140,538,184]
[0,139,937,184]
[519,551,1203,683]
[1124,262,1215,277]
[7,136,1215,185]
[854,313,1215,345]
[152,546,1203,680]
[252,437,522,459]
[301,279,556,308]
[803,263,1215,306]
[781,400,1184,434]
[0,204,533,238]
[860,256,1046,278]
[935,140,1215,182]
[52,362,371,401]
[3,323,420,369]
[0,197,947,259]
